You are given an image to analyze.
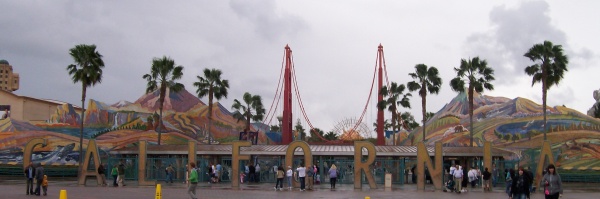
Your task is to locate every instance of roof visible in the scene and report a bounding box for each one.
[0,89,82,109]
[112,144,513,157]
[0,59,8,65]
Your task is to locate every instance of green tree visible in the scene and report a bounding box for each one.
[232,92,265,133]
[142,56,184,145]
[425,112,435,122]
[377,82,411,145]
[294,118,306,141]
[323,131,338,140]
[524,40,569,140]
[450,57,495,147]
[407,64,442,143]
[400,112,420,130]
[372,119,392,132]
[66,44,105,169]
[194,68,229,144]
[270,125,280,132]
[307,128,325,142]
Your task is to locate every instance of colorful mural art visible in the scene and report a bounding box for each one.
[1,89,600,171]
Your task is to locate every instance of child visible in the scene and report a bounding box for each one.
[316,174,321,185]
[41,175,48,196]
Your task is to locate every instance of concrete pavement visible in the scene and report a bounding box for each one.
[0,178,597,199]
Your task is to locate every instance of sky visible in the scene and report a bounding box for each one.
[1,0,599,136]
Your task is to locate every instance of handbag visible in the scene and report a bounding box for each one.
[545,184,550,195]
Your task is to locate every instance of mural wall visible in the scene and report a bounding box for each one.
[1,89,600,170]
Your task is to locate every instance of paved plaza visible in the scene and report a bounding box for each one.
[1,178,597,199]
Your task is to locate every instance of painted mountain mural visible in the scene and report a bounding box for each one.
[414,91,600,170]
[1,89,599,170]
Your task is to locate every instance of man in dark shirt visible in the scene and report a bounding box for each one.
[34,163,44,196]
[24,162,35,195]
[482,167,492,191]
[248,163,256,183]
[98,163,107,186]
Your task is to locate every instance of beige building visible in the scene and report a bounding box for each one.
[0,60,20,92]
[0,89,81,124]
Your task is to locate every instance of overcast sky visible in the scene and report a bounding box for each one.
[1,0,598,135]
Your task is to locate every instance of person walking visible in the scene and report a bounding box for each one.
[510,167,531,199]
[449,164,456,182]
[111,164,118,187]
[248,163,256,183]
[328,164,338,189]
[482,167,491,191]
[296,164,306,191]
[216,163,222,183]
[34,163,44,196]
[255,163,261,183]
[286,166,293,190]
[313,165,319,184]
[461,165,469,191]
[506,169,515,197]
[24,162,35,195]
[275,166,284,190]
[306,164,314,190]
[165,164,175,183]
[117,161,126,187]
[492,164,499,187]
[468,167,478,189]
[98,163,107,186]
[272,164,278,181]
[245,163,250,183]
[187,162,198,199]
[453,165,463,193]
[541,164,563,199]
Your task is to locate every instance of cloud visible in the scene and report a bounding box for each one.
[229,0,308,42]
[463,0,568,85]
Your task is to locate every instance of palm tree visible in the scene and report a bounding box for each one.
[377,82,411,145]
[400,112,420,130]
[323,131,338,141]
[294,118,306,141]
[524,40,569,140]
[450,57,495,147]
[372,119,392,132]
[194,68,229,144]
[425,112,435,122]
[66,44,105,170]
[142,56,184,145]
[232,92,266,134]
[407,64,442,143]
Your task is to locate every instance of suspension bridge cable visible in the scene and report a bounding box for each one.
[350,50,380,133]
[262,50,286,126]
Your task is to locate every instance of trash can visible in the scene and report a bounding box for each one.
[385,173,392,188]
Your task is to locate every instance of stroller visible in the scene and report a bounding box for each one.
[443,179,455,192]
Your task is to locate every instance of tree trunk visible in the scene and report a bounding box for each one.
[246,110,251,133]
[391,105,397,145]
[79,85,87,176]
[542,66,548,141]
[158,86,166,145]
[469,87,474,147]
[421,89,427,143]
[207,92,214,144]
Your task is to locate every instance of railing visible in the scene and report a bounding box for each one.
[0,166,78,177]
[560,174,600,183]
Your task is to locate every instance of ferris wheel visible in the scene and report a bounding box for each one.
[332,118,374,141]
